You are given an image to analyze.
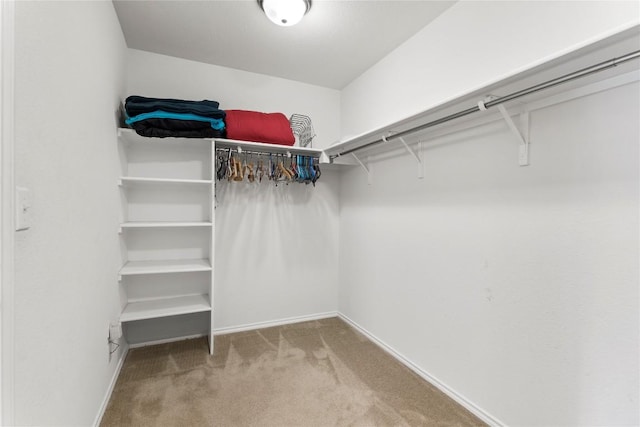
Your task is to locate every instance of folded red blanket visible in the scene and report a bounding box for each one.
[225,110,295,146]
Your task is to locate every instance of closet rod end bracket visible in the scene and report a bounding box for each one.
[478,94,499,111]
[319,152,331,164]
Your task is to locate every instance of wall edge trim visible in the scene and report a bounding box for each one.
[92,344,129,427]
[0,0,15,424]
[337,312,506,426]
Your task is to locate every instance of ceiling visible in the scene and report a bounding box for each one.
[112,0,456,89]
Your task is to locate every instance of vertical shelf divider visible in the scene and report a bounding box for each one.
[209,139,215,355]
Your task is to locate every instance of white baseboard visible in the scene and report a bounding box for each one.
[128,333,207,349]
[338,312,505,427]
[93,343,129,427]
[213,311,338,335]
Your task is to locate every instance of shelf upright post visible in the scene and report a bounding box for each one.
[209,138,215,355]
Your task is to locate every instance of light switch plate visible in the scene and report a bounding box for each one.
[15,186,32,231]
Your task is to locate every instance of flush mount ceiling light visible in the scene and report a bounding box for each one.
[258,0,311,27]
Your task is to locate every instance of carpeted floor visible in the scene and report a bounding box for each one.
[101,317,485,426]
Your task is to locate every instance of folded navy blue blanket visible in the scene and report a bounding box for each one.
[130,118,225,138]
[125,95,225,119]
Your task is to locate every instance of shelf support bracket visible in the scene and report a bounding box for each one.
[319,151,331,164]
[497,104,530,166]
[351,153,372,185]
[393,136,423,179]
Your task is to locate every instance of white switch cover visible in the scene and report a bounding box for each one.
[109,322,123,340]
[15,187,32,231]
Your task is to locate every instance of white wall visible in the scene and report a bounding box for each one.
[340,0,640,140]
[338,81,639,425]
[214,173,340,330]
[14,1,126,425]
[126,49,341,149]
[126,50,341,332]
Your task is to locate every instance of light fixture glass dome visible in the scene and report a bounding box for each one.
[259,0,311,27]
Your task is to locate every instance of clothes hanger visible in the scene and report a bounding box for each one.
[227,153,236,181]
[294,156,302,182]
[216,150,228,181]
[299,155,309,183]
[256,157,265,182]
[278,155,292,181]
[245,152,255,182]
[312,157,321,186]
[233,153,244,181]
[224,150,233,181]
[269,154,276,181]
[288,155,297,180]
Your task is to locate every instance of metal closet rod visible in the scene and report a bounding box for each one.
[215,147,320,158]
[331,49,640,159]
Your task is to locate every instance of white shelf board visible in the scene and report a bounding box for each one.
[119,259,211,277]
[120,294,211,322]
[117,127,214,144]
[118,128,326,160]
[120,221,212,230]
[119,176,212,185]
[214,137,323,156]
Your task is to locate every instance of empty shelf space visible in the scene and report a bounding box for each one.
[120,221,213,230]
[120,294,211,322]
[119,176,213,185]
[120,259,212,276]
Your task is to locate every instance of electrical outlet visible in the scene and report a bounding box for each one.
[108,321,122,362]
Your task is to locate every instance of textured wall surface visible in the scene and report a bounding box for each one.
[339,82,639,425]
[13,1,126,424]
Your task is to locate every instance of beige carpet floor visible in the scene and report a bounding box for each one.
[101,317,485,426]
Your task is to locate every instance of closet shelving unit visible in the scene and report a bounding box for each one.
[116,128,324,354]
[117,127,215,353]
[324,47,640,176]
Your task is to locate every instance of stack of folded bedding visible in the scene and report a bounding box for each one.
[224,110,295,146]
[124,96,226,138]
